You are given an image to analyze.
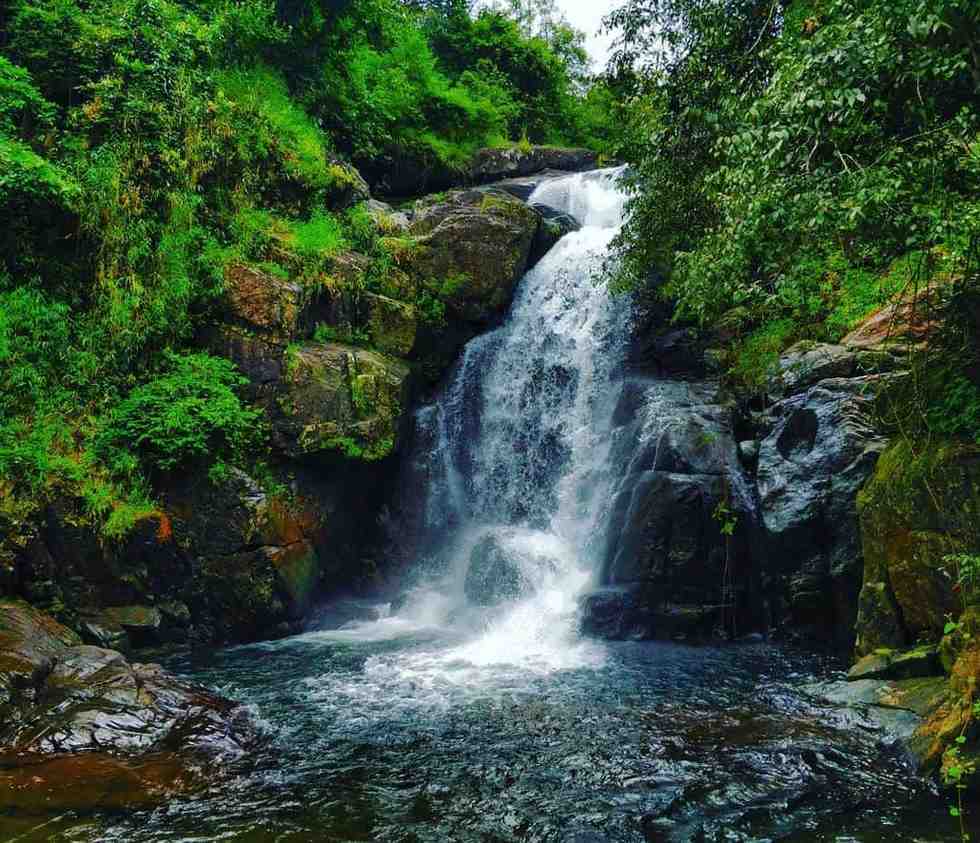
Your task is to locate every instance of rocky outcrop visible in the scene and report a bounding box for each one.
[402,189,539,324]
[272,343,410,461]
[0,599,256,811]
[758,374,891,648]
[470,146,599,184]
[590,377,759,640]
[2,160,582,652]
[853,442,980,655]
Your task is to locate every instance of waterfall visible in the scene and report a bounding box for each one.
[390,168,631,668]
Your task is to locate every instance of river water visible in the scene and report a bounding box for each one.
[9,169,968,841]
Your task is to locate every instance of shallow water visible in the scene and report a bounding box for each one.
[7,612,969,843]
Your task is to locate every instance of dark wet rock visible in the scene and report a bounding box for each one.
[464,532,558,606]
[757,376,890,648]
[737,440,760,469]
[0,599,257,811]
[0,600,255,754]
[578,587,655,640]
[598,378,758,636]
[848,646,942,681]
[853,581,906,655]
[470,146,599,184]
[775,341,905,397]
[484,169,573,201]
[528,202,580,267]
[306,599,385,630]
[164,468,324,643]
[632,328,707,379]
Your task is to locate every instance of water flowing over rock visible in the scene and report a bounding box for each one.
[390,168,631,653]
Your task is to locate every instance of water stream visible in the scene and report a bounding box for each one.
[26,169,969,842]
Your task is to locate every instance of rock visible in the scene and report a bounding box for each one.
[0,600,253,752]
[272,341,410,460]
[463,531,558,606]
[164,469,324,642]
[528,202,580,267]
[80,615,130,652]
[484,170,572,201]
[325,156,371,210]
[599,378,756,634]
[631,328,706,379]
[99,605,162,647]
[776,342,859,395]
[848,646,943,681]
[842,277,951,350]
[363,291,417,357]
[855,441,980,652]
[0,599,256,811]
[365,198,410,233]
[737,440,760,468]
[579,587,655,640]
[222,262,302,339]
[403,189,539,325]
[853,581,905,655]
[470,146,599,183]
[757,375,890,647]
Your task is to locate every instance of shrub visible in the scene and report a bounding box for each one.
[96,352,262,474]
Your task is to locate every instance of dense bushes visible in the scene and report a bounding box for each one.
[608,0,980,340]
[0,0,604,537]
[96,353,262,475]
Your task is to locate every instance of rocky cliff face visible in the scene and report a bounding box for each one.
[584,318,911,648]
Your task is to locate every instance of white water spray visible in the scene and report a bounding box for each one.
[314,169,630,680]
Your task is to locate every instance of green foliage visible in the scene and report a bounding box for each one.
[0,0,599,526]
[609,0,980,331]
[728,318,796,391]
[96,352,262,474]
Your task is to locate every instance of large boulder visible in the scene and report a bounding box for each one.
[596,378,759,639]
[222,262,303,340]
[470,146,599,184]
[758,375,891,647]
[164,468,323,643]
[402,189,539,325]
[271,342,410,461]
[0,599,256,811]
[463,530,559,606]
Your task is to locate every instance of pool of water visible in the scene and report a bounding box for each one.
[9,605,969,843]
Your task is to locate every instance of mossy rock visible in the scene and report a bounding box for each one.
[363,292,417,357]
[856,440,980,650]
[848,644,943,680]
[402,189,538,324]
[273,341,410,461]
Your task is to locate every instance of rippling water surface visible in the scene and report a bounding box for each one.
[22,609,963,843]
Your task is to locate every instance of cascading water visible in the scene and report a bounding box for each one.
[390,167,631,669]
[70,169,962,843]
